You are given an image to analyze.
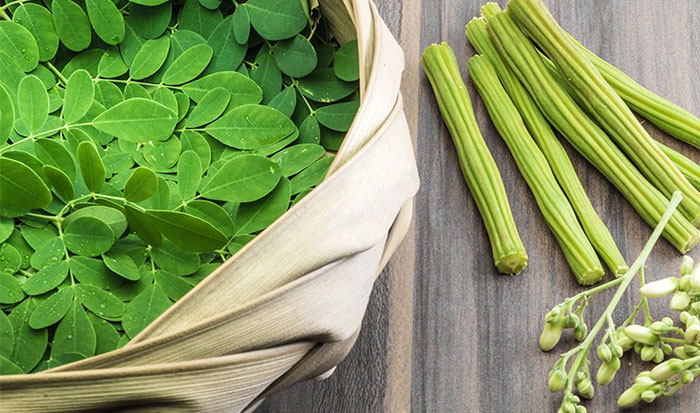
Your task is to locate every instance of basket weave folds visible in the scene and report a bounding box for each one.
[0,0,418,411]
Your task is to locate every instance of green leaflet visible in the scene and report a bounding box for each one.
[334,39,360,82]
[74,284,125,319]
[297,68,358,103]
[235,177,291,235]
[124,166,158,202]
[12,4,59,62]
[205,16,246,75]
[28,287,74,329]
[34,138,76,180]
[69,256,124,290]
[315,101,360,132]
[52,0,92,52]
[152,240,200,276]
[0,273,25,304]
[42,165,75,202]
[88,313,120,355]
[200,154,281,202]
[124,204,163,247]
[177,151,202,200]
[85,0,125,45]
[251,52,282,103]
[153,270,192,301]
[51,301,96,358]
[22,261,70,296]
[8,299,47,372]
[18,75,49,134]
[232,5,250,45]
[0,311,14,358]
[290,155,334,194]
[0,243,21,274]
[163,44,213,85]
[268,87,297,118]
[179,0,222,38]
[185,87,231,128]
[0,217,13,244]
[183,71,262,105]
[245,0,307,41]
[205,104,296,149]
[102,252,141,281]
[0,21,39,72]
[93,98,178,143]
[98,48,129,78]
[184,200,234,237]
[126,3,172,40]
[0,157,52,217]
[63,206,127,239]
[63,216,115,257]
[271,144,326,177]
[129,36,170,80]
[77,141,106,192]
[146,210,228,252]
[0,84,14,141]
[63,69,95,123]
[273,34,318,78]
[29,237,63,270]
[122,283,171,339]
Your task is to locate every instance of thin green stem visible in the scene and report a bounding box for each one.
[640,268,653,325]
[45,62,69,86]
[0,122,93,154]
[292,80,315,115]
[0,0,24,11]
[25,212,63,223]
[101,78,183,91]
[0,7,10,20]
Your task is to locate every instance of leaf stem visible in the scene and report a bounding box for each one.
[0,0,24,12]
[44,62,69,86]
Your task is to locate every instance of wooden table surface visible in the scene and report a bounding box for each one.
[260,1,700,411]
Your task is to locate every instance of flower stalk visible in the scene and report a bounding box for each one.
[468,54,604,285]
[466,10,627,276]
[421,42,527,274]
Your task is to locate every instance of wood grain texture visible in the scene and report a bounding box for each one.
[259,1,700,411]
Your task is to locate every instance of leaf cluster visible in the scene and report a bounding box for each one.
[0,0,359,374]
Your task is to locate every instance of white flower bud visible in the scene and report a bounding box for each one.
[624,325,659,346]
[681,370,694,385]
[641,390,656,403]
[691,265,700,289]
[650,321,670,335]
[597,357,620,386]
[617,386,643,408]
[685,324,700,345]
[681,256,694,275]
[670,291,691,311]
[640,277,678,298]
[650,359,684,382]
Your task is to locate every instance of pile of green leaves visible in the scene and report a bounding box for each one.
[0,0,360,375]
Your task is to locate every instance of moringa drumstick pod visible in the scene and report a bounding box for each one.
[656,142,700,193]
[506,0,700,227]
[466,11,627,276]
[566,33,700,150]
[468,54,604,285]
[421,42,527,274]
[484,9,699,253]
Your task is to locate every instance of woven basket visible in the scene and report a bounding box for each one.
[0,0,418,411]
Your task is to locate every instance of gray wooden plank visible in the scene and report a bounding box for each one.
[259,1,700,411]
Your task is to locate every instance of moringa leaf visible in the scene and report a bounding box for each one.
[42,165,75,202]
[12,4,59,62]
[124,204,163,247]
[63,216,115,257]
[28,287,74,329]
[185,87,230,128]
[51,301,96,358]
[126,3,172,39]
[98,47,129,78]
[77,141,106,192]
[178,0,222,38]
[63,69,95,123]
[271,143,326,177]
[289,155,334,194]
[0,273,25,304]
[334,39,360,82]
[93,98,178,143]
[18,75,48,134]
[162,44,213,85]
[52,0,92,52]
[74,283,125,320]
[184,200,235,237]
[0,21,39,72]
[314,100,359,132]
[88,313,120,355]
[22,261,70,296]
[273,34,317,78]
[0,243,22,275]
[153,270,192,301]
[297,68,357,103]
[268,87,297,118]
[245,0,307,41]
[0,84,14,142]
[205,104,296,149]
[85,0,125,45]
[205,16,246,75]
[34,138,76,180]
[182,71,262,105]
[235,177,290,235]
[232,5,250,45]
[129,36,170,80]
[63,206,127,239]
[146,210,228,252]
[124,167,158,202]
[177,151,202,201]
[200,154,281,202]
[0,157,52,217]
[102,252,141,281]
[122,283,171,339]
[8,299,47,372]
